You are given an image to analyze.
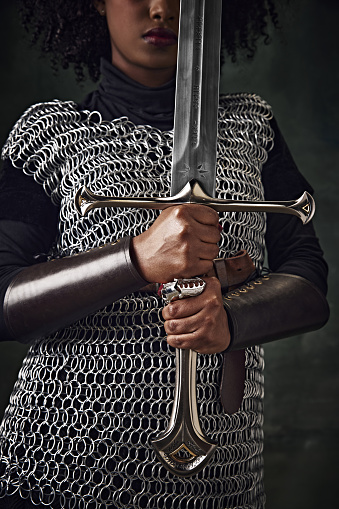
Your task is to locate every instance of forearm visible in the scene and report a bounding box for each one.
[223,272,329,351]
[4,236,148,343]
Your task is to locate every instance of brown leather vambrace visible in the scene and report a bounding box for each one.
[212,254,330,414]
[3,237,148,344]
[223,272,330,351]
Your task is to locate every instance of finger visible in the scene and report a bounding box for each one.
[197,241,220,261]
[166,331,228,354]
[190,204,220,226]
[165,306,230,353]
[164,312,200,336]
[166,332,198,351]
[195,222,221,244]
[167,243,218,279]
[164,296,220,337]
[173,204,219,227]
[178,233,220,259]
[182,259,215,279]
[163,297,202,321]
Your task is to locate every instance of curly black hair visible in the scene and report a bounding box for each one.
[18,0,285,82]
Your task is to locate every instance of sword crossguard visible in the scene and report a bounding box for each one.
[75,179,315,225]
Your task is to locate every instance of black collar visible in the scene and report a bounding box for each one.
[80,58,175,131]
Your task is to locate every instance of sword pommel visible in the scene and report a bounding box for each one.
[151,349,217,477]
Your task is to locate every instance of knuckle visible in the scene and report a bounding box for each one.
[203,315,215,330]
[210,295,222,312]
[179,258,191,276]
[207,277,222,294]
[180,239,191,255]
[206,276,221,298]
[179,226,194,247]
[168,336,184,348]
[169,303,178,317]
[174,205,190,221]
[208,275,220,286]
[165,320,176,333]
[162,304,170,319]
[204,206,219,224]
[163,303,176,319]
[212,245,220,257]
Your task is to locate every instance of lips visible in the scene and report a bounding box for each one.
[143,28,178,47]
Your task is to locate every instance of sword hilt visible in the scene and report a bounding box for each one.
[151,277,216,477]
[75,179,315,225]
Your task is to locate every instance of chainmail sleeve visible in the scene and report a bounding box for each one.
[0,95,274,509]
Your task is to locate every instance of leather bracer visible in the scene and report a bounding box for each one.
[4,237,148,344]
[223,272,330,351]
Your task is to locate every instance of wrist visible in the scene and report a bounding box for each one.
[130,235,152,283]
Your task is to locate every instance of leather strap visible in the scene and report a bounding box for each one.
[219,349,246,414]
[4,237,148,343]
[213,250,257,292]
[4,241,329,418]
[213,251,256,414]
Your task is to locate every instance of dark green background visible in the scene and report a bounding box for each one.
[0,1,338,508]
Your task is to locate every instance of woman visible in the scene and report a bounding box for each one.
[0,1,329,508]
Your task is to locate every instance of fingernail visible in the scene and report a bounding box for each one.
[218,223,223,232]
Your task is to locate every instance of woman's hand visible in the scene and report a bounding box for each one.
[131,204,220,283]
[162,276,230,354]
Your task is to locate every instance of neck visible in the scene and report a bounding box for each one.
[111,59,176,88]
[81,58,176,131]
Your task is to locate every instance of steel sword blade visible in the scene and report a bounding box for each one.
[170,0,221,197]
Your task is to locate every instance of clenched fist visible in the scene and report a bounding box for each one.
[162,277,231,354]
[131,204,220,283]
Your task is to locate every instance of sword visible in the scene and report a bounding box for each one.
[150,0,221,477]
[74,0,315,477]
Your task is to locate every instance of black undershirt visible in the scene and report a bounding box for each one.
[0,60,328,342]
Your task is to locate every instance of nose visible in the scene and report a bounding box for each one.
[149,0,179,22]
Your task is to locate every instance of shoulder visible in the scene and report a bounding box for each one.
[1,100,92,206]
[1,100,81,168]
[219,93,273,119]
[218,93,275,152]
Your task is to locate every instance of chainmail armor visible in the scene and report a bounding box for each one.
[0,94,274,509]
